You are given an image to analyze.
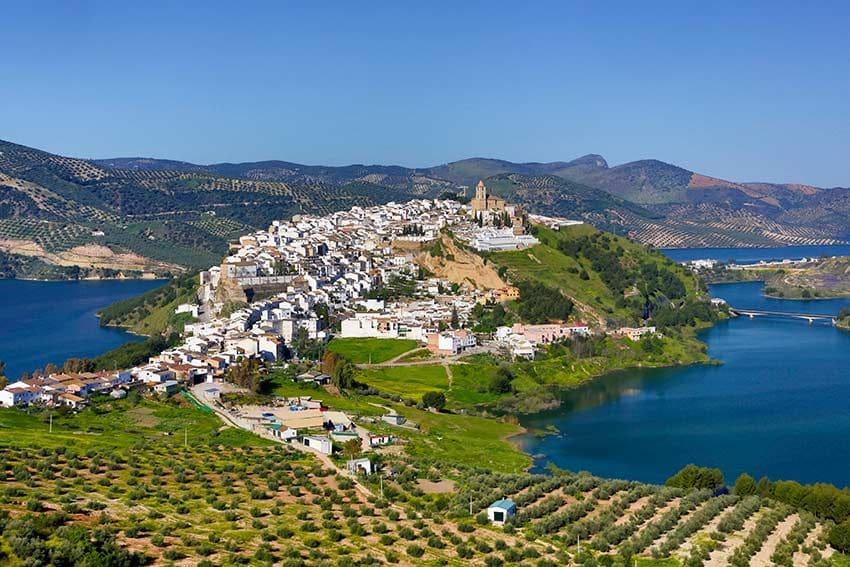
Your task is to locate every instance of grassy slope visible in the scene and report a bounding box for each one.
[357,366,449,401]
[326,338,418,364]
[97,274,198,335]
[0,396,264,451]
[266,369,528,472]
[446,363,503,408]
[512,334,708,388]
[489,224,701,324]
[395,404,529,472]
[494,226,622,320]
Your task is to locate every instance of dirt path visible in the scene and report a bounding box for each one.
[190,384,375,501]
[650,498,724,553]
[357,358,465,369]
[382,347,430,365]
[568,294,609,330]
[614,495,651,526]
[705,510,763,567]
[677,501,737,557]
[631,498,681,541]
[357,344,501,369]
[792,523,821,566]
[751,513,800,567]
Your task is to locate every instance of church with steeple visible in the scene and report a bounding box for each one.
[468,180,527,234]
[469,180,506,214]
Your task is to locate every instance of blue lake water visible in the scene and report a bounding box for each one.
[662,244,850,264]
[0,279,164,380]
[518,280,850,487]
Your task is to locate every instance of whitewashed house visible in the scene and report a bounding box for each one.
[301,435,333,455]
[137,366,176,384]
[0,386,39,407]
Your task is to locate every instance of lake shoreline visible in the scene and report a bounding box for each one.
[0,279,165,380]
[1,275,163,283]
[518,281,850,486]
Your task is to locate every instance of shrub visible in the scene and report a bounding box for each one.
[407,544,425,558]
[829,520,850,553]
[666,464,724,491]
[427,535,445,549]
[421,391,446,411]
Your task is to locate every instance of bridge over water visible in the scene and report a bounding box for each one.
[729,307,837,324]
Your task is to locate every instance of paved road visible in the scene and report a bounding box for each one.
[189,383,375,500]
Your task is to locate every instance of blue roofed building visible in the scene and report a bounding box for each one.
[486,498,517,525]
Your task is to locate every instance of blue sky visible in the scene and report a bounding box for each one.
[1,1,849,186]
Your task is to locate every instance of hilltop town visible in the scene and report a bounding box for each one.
[0,182,659,421]
[2,137,849,283]
[2,185,842,567]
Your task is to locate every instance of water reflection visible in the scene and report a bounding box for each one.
[517,283,850,485]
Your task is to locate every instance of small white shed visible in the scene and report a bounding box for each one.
[302,435,333,455]
[487,499,517,525]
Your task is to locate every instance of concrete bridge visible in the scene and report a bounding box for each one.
[729,307,837,325]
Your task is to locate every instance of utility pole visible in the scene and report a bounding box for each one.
[379,473,384,498]
[184,424,188,448]
[469,494,473,516]
[49,413,53,434]
[577,534,580,555]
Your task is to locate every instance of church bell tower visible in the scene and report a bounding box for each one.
[475,180,487,202]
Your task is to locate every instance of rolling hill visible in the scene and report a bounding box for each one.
[96,149,850,247]
[0,139,428,278]
[1,138,848,278]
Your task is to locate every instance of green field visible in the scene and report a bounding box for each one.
[494,225,622,314]
[1,379,845,565]
[490,224,701,324]
[265,368,528,472]
[0,396,264,451]
[393,403,530,473]
[326,338,418,364]
[445,363,506,408]
[97,273,198,335]
[357,365,449,401]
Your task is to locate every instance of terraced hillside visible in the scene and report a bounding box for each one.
[462,471,836,566]
[3,137,849,278]
[0,394,840,566]
[486,223,705,326]
[96,149,850,248]
[0,140,426,278]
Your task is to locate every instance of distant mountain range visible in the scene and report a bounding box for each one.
[1,138,847,277]
[96,152,850,246]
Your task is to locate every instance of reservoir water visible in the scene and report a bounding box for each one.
[663,244,850,265]
[519,280,850,487]
[3,246,850,486]
[0,279,164,380]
